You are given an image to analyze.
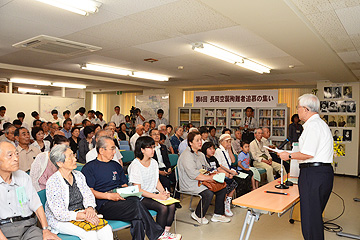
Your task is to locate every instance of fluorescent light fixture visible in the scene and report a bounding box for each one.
[36,0,101,16]
[81,63,169,81]
[192,42,271,74]
[18,88,41,94]
[10,78,51,86]
[52,82,86,89]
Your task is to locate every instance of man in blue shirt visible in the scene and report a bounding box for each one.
[81,136,180,240]
[61,118,72,138]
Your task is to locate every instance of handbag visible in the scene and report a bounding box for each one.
[70,218,108,231]
[199,173,226,192]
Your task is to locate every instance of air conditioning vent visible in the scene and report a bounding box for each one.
[12,35,102,57]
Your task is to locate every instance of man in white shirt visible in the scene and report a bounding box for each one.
[0,106,10,131]
[31,111,47,123]
[279,94,334,240]
[86,110,97,125]
[249,128,285,183]
[49,109,62,126]
[158,124,174,154]
[142,122,150,136]
[95,111,106,128]
[110,106,125,128]
[0,124,16,147]
[130,124,144,151]
[135,108,145,126]
[73,107,86,127]
[86,129,123,166]
[155,109,168,128]
[60,110,71,127]
[16,112,30,131]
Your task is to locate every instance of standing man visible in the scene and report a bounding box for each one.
[73,107,86,127]
[135,108,145,126]
[239,107,258,142]
[155,109,168,128]
[279,94,333,240]
[111,106,125,128]
[0,106,10,131]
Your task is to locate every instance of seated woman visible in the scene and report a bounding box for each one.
[118,123,130,141]
[45,145,113,240]
[128,136,176,233]
[78,126,95,164]
[31,127,51,152]
[69,128,80,154]
[178,131,230,224]
[30,135,69,192]
[214,134,238,217]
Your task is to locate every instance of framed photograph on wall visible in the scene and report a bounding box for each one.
[332,129,342,141]
[337,101,347,113]
[343,129,352,142]
[337,115,346,127]
[332,87,342,98]
[324,87,332,99]
[328,101,338,112]
[345,101,356,113]
[320,101,328,113]
[347,115,356,127]
[343,86,352,99]
[328,115,337,127]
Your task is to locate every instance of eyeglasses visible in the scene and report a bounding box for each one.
[103,147,116,151]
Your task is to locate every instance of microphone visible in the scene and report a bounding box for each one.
[277,138,290,150]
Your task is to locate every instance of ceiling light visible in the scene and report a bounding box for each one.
[36,0,101,16]
[192,42,271,74]
[81,63,169,81]
[18,88,42,94]
[9,78,51,86]
[52,82,86,89]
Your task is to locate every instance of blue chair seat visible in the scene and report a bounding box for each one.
[257,168,266,175]
[121,151,135,163]
[58,234,80,240]
[119,145,130,151]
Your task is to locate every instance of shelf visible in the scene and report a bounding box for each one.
[230,117,242,119]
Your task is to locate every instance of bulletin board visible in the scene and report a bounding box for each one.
[40,96,84,121]
[135,94,169,122]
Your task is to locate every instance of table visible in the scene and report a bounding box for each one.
[232,180,300,240]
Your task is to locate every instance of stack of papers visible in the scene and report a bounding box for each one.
[116,186,143,198]
[153,197,180,205]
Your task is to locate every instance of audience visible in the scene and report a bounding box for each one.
[12,119,22,129]
[177,131,230,224]
[31,111,46,122]
[81,136,176,240]
[143,121,150,136]
[0,106,10,131]
[45,144,113,239]
[30,135,69,191]
[61,118,72,138]
[231,129,242,154]
[31,127,51,152]
[15,127,41,172]
[73,107,86,127]
[45,123,59,144]
[178,127,198,155]
[118,123,130,141]
[110,106,125,128]
[249,128,286,182]
[181,123,193,140]
[78,126,95,164]
[198,126,209,145]
[135,108,145,126]
[17,111,30,130]
[0,124,16,147]
[208,126,219,148]
[60,110,71,127]
[0,141,60,240]
[49,109,62,126]
[130,124,144,151]
[69,127,81,154]
[128,136,179,237]
[95,111,106,128]
[87,110,97,125]
[288,113,303,144]
[79,119,92,139]
[41,122,50,138]
[239,107,257,143]
[155,109,168,128]
[158,124,174,154]
[149,119,156,130]
[170,126,183,154]
[237,141,260,190]
[214,134,238,217]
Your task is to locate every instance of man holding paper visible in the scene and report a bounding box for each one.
[81,136,177,240]
[249,128,286,183]
[279,94,333,240]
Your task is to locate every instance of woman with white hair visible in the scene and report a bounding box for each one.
[45,145,113,240]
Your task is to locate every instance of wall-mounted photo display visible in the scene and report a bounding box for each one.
[347,115,356,127]
[343,86,352,99]
[328,115,337,127]
[338,115,347,127]
[338,144,345,156]
[332,86,342,99]
[320,115,328,124]
[343,129,352,142]
[328,101,338,112]
[332,129,342,142]
[345,101,356,113]
[320,101,328,113]
[337,101,347,113]
[324,87,333,99]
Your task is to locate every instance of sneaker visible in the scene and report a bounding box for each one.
[175,202,182,209]
[191,211,209,224]
[224,200,234,217]
[211,214,231,223]
[158,231,182,240]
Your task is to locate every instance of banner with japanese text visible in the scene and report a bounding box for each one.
[193,90,278,107]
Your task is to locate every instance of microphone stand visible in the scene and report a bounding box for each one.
[275,157,289,189]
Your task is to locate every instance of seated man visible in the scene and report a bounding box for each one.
[44,123,59,145]
[79,119,92,139]
[15,127,41,172]
[0,142,59,240]
[0,124,16,147]
[231,129,242,155]
[81,136,180,240]
[158,124,174,154]
[262,127,290,173]
[130,124,144,151]
[249,128,286,182]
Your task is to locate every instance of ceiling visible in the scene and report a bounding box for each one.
[0,0,359,92]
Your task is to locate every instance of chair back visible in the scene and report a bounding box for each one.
[168,154,178,167]
[119,145,130,151]
[121,151,135,163]
[38,189,47,207]
[119,141,129,146]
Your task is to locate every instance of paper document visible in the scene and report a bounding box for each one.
[153,197,180,205]
[264,146,293,154]
[234,172,249,179]
[116,186,143,198]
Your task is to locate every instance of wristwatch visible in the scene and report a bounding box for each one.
[289,153,292,159]
[42,226,51,231]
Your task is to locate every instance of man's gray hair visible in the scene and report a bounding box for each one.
[298,94,320,113]
[262,127,269,132]
[157,124,166,130]
[95,129,107,141]
[50,145,70,169]
[174,126,182,132]
[108,121,116,126]
[254,128,263,134]
[96,136,113,153]
[4,124,15,134]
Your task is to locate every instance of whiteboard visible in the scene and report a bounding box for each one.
[40,96,84,121]
[0,93,40,128]
[135,94,169,122]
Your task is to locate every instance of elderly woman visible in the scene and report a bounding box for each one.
[69,128,80,154]
[45,145,113,240]
[31,127,51,152]
[178,131,230,224]
[118,122,130,141]
[30,135,69,192]
[214,134,238,217]
[169,126,183,154]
